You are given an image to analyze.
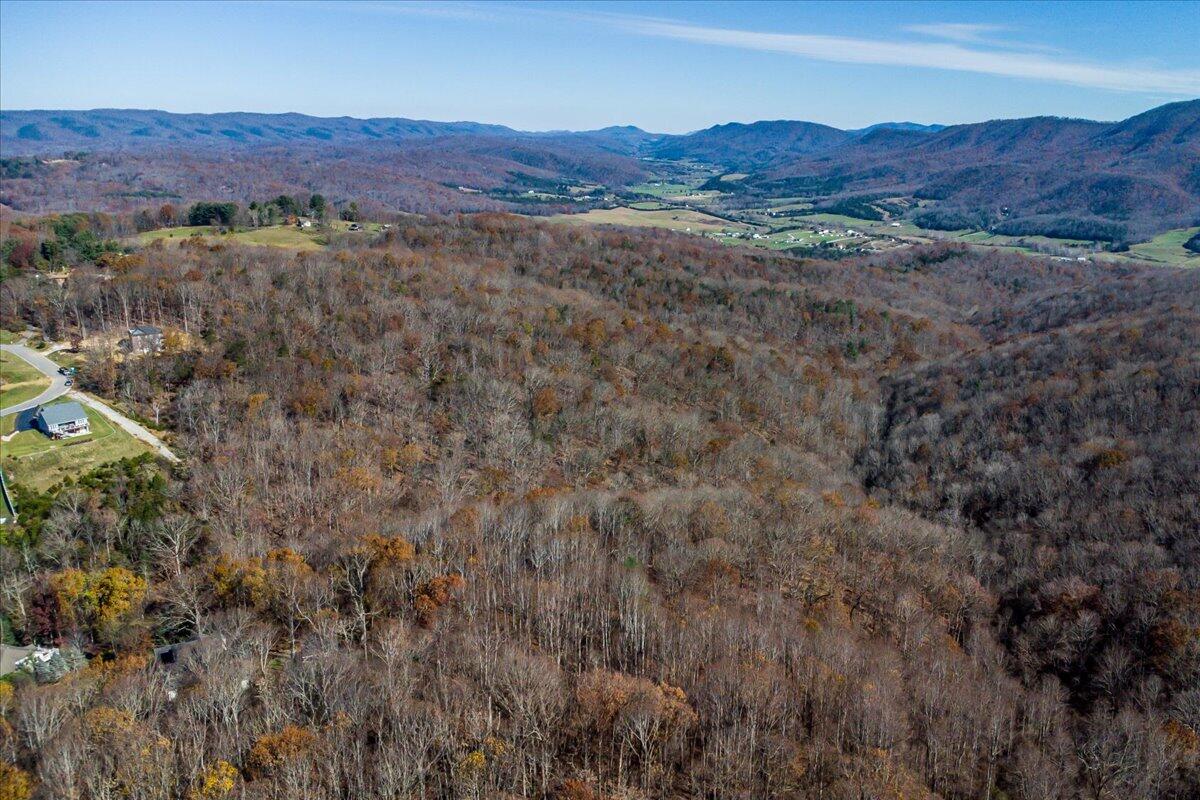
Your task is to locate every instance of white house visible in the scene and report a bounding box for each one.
[36,401,90,439]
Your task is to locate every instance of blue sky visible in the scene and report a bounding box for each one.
[2,1,1197,132]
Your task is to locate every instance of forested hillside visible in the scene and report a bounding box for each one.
[711,101,1200,240]
[3,102,1197,239]
[0,214,1197,799]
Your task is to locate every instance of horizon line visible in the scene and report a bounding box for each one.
[5,99,1189,137]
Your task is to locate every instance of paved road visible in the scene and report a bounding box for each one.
[1,341,179,463]
[1,343,70,416]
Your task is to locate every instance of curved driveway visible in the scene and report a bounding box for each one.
[1,344,71,416]
[1,342,179,463]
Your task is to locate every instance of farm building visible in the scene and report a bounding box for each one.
[37,401,90,439]
[128,324,164,354]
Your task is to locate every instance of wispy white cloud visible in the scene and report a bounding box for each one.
[291,1,495,23]
[303,2,1200,96]
[904,23,1008,44]
[603,14,1200,96]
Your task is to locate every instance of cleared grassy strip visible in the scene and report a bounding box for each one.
[138,225,214,242]
[139,221,387,252]
[231,226,324,250]
[0,351,51,408]
[0,381,50,410]
[546,206,756,234]
[1,351,44,385]
[1,404,155,492]
[140,224,324,251]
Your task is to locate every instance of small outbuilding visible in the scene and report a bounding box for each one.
[37,401,90,439]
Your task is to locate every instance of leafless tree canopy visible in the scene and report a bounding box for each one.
[1,213,1197,799]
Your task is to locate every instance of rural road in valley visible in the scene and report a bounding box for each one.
[1,342,180,463]
[1,343,70,416]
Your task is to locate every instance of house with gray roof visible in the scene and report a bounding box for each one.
[36,400,90,439]
[0,644,36,676]
[128,324,164,354]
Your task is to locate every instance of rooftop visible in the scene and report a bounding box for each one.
[38,401,88,427]
[129,325,162,336]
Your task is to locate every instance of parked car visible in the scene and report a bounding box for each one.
[64,379,73,386]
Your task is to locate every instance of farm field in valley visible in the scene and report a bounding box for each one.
[546,206,756,234]
[1115,226,1200,267]
[627,181,696,197]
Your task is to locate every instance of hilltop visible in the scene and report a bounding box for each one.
[2,101,1198,240]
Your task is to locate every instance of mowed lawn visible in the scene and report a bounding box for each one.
[139,224,325,251]
[138,221,388,252]
[547,206,756,234]
[1,404,155,492]
[0,350,50,409]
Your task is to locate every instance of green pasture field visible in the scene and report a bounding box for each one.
[138,221,384,252]
[1119,227,1200,267]
[546,206,757,234]
[629,182,700,198]
[139,224,324,251]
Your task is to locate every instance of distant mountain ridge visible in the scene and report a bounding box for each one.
[0,109,958,156]
[646,120,849,166]
[672,101,1200,239]
[1,109,521,152]
[2,103,1196,239]
[850,121,947,136]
